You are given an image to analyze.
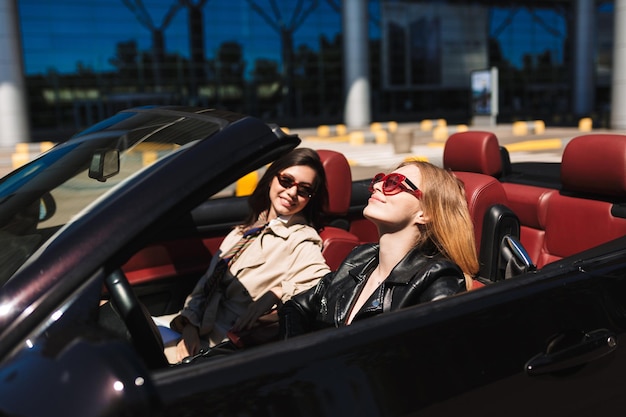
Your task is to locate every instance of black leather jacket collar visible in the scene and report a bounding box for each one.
[280,243,466,338]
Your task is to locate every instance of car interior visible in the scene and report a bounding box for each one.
[106,130,626,368]
[443,130,626,270]
[104,148,367,359]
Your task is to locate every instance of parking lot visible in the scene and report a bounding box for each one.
[0,121,621,180]
[294,122,619,180]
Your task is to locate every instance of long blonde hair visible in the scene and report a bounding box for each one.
[397,161,479,289]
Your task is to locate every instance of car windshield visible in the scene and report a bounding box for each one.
[0,109,222,283]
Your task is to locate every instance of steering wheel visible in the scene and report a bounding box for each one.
[104,269,168,369]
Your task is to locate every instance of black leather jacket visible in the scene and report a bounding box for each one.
[279,243,466,338]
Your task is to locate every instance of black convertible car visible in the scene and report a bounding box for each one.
[1,106,625,416]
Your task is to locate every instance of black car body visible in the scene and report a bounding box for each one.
[0,106,625,416]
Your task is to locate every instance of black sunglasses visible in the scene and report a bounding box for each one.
[276,173,315,198]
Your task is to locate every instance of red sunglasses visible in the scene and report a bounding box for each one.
[369,172,422,199]
[276,173,315,198]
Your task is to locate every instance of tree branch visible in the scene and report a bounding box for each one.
[121,0,155,29]
[291,0,318,31]
[245,0,281,32]
[161,1,184,29]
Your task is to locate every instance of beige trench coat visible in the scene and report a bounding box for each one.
[180,213,330,346]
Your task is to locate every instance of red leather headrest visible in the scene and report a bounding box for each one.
[443,131,502,177]
[317,149,352,215]
[561,134,626,197]
[453,171,508,251]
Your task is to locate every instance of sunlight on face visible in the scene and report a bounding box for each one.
[267,165,316,219]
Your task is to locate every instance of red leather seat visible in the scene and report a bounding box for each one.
[501,183,551,265]
[442,132,518,283]
[317,149,361,270]
[452,171,509,252]
[443,130,503,177]
[442,130,516,252]
[535,134,626,267]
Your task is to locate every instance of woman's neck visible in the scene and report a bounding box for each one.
[377,228,419,276]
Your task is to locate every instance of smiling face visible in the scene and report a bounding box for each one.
[267,165,317,219]
[363,164,429,232]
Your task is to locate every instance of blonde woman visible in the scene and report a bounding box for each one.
[279,160,479,337]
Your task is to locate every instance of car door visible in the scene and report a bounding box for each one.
[149,240,626,416]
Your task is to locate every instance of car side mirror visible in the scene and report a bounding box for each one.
[88,149,120,182]
[39,192,56,222]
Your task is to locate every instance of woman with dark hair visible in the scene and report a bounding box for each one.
[279,160,479,337]
[164,147,331,363]
[243,147,327,231]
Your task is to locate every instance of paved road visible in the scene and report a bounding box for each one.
[0,123,622,180]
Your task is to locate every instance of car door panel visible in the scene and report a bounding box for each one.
[152,256,626,416]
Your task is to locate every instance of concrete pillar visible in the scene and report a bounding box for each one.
[342,0,371,128]
[573,0,594,117]
[611,0,626,129]
[0,0,30,145]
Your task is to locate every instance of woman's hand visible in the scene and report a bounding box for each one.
[232,290,280,332]
[169,314,187,333]
[176,324,201,362]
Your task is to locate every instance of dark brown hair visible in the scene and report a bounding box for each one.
[244,148,328,230]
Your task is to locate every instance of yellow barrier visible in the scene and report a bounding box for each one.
[504,138,562,152]
[420,119,447,131]
[403,155,429,163]
[317,124,347,137]
[578,117,593,132]
[370,121,398,133]
[432,124,468,141]
[236,171,259,196]
[349,130,388,145]
[11,153,30,169]
[12,141,56,168]
[512,120,545,136]
[15,141,55,154]
[142,151,158,166]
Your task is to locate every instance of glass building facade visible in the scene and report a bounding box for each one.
[13,0,615,138]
